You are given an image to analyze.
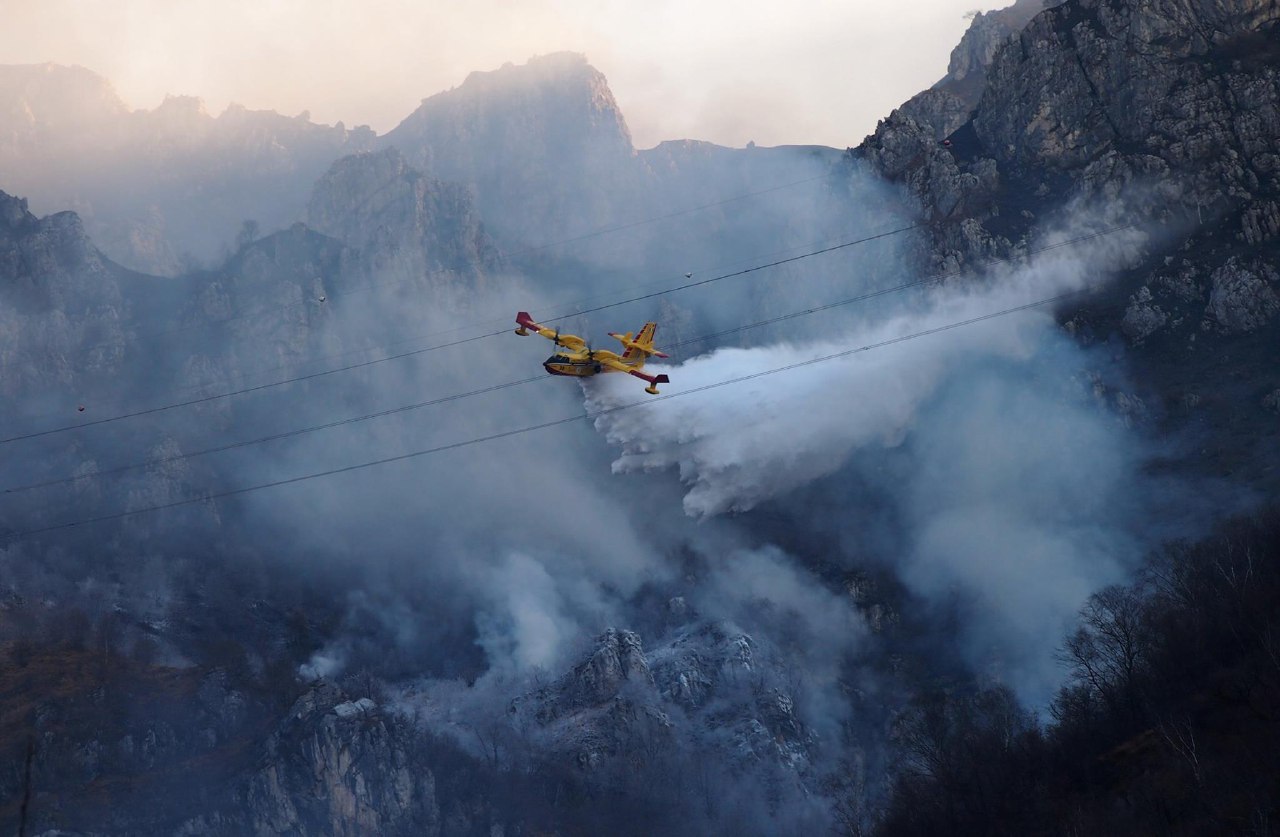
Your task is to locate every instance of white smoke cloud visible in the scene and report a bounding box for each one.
[299,648,345,680]
[474,552,581,673]
[584,219,1152,701]
[586,222,1144,518]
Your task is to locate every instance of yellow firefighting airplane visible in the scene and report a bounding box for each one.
[515,311,671,394]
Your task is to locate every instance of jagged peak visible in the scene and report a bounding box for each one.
[154,94,210,118]
[386,51,635,170]
[0,189,92,242]
[0,190,35,230]
[0,62,129,120]
[324,145,412,176]
[454,51,594,92]
[649,138,730,153]
[556,627,654,707]
[0,61,123,90]
[398,52,625,129]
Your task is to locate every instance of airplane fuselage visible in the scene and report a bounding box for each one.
[517,311,669,394]
[543,354,607,377]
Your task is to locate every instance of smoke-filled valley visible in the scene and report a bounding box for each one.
[2,2,1280,834]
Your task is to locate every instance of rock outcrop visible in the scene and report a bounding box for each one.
[855,0,1280,491]
[306,148,499,286]
[0,190,127,394]
[498,623,816,786]
[1205,256,1279,332]
[974,0,1280,215]
[382,53,642,246]
[859,0,1280,265]
[875,0,1056,141]
[236,683,440,836]
[0,63,376,273]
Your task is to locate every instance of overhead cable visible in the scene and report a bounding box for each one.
[8,285,1101,540]
[0,223,921,446]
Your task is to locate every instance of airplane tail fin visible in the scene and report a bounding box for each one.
[612,322,668,364]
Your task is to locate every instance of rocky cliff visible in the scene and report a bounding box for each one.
[855,0,1280,488]
[234,683,442,836]
[0,190,129,395]
[0,63,375,274]
[379,51,847,283]
[306,148,499,289]
[0,649,470,836]
[889,0,1057,141]
[862,0,1279,261]
[382,53,642,247]
[4,3,1277,833]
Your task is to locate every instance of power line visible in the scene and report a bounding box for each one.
[7,285,1099,540]
[1,223,1134,489]
[68,173,836,356]
[169,225,893,396]
[3,375,548,495]
[544,223,921,322]
[664,224,1135,353]
[230,172,835,308]
[0,223,920,446]
[178,220,1120,396]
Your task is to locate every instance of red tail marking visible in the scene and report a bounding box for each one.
[627,370,669,386]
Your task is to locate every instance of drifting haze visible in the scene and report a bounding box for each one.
[5,0,1014,148]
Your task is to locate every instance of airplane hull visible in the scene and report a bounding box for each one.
[519,314,669,394]
[544,360,601,377]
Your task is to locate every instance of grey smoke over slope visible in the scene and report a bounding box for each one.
[4,38,1268,831]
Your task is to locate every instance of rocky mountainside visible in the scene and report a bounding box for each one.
[890,0,1058,140]
[0,190,130,396]
[382,53,643,247]
[0,56,847,283]
[509,623,815,781]
[0,63,129,153]
[3,2,1279,833]
[860,0,1279,252]
[0,63,375,274]
[306,147,500,289]
[856,0,1280,489]
[0,54,873,831]
[0,620,836,835]
[0,648,470,835]
[381,52,848,274]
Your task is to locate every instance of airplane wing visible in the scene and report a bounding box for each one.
[515,311,587,350]
[608,327,668,359]
[599,356,670,394]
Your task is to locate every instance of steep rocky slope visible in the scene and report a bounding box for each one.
[0,64,375,274]
[306,147,500,287]
[381,52,847,276]
[856,0,1280,489]
[0,190,132,396]
[383,53,643,247]
[860,0,1279,256]
[3,2,1277,832]
[0,648,468,836]
[890,0,1057,139]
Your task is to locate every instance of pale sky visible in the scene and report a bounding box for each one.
[2,0,1011,149]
